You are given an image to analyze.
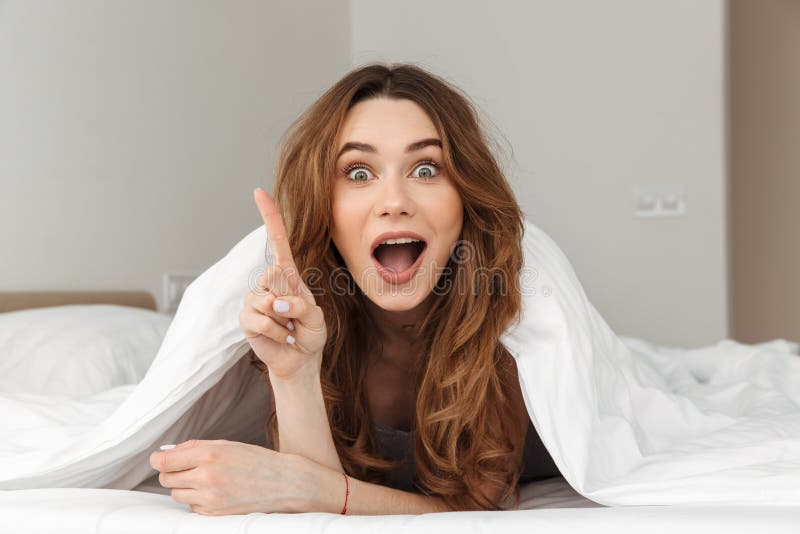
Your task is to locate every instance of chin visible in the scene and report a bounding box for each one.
[365,286,431,311]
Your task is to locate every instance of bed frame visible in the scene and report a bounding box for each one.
[0,291,158,313]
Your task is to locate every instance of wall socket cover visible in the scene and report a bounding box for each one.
[633,184,687,218]
[162,272,200,314]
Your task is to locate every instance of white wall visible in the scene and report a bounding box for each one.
[350,0,727,347]
[0,0,351,311]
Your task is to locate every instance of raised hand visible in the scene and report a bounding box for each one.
[239,187,328,383]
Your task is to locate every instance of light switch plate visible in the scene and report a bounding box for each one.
[162,272,200,314]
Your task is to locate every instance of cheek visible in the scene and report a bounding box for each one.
[445,192,464,226]
[426,185,463,232]
[418,189,463,265]
[331,186,366,220]
[330,191,368,262]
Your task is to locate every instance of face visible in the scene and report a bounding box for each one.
[330,97,464,313]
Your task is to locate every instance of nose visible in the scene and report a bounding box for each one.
[373,172,416,218]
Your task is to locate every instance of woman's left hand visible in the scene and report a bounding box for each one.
[149,439,327,515]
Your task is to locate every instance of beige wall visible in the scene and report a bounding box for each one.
[729,0,800,343]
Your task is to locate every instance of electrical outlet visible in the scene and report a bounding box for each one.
[162,272,199,314]
[633,185,687,218]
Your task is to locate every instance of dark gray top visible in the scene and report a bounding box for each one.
[374,419,561,493]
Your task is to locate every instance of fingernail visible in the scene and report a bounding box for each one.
[286,334,295,345]
[273,299,290,312]
[254,187,263,193]
[160,444,176,450]
[286,319,295,331]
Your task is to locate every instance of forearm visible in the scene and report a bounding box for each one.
[309,461,452,515]
[269,368,343,473]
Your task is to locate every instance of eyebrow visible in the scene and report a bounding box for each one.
[336,138,442,160]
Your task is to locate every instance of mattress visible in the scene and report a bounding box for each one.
[1,477,797,533]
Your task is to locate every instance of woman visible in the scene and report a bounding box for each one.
[238,63,561,514]
[242,60,558,510]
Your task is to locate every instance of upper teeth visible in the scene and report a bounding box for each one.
[379,237,421,245]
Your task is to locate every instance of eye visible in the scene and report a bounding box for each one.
[412,160,441,180]
[342,162,374,183]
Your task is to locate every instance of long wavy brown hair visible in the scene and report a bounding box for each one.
[248,62,526,511]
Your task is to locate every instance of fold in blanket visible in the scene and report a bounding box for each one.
[1,218,799,505]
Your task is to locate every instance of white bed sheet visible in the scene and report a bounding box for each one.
[1,477,798,534]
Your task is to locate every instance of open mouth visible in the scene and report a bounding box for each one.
[372,240,427,274]
[371,240,428,285]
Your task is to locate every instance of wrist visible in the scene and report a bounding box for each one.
[294,455,347,514]
[267,360,321,390]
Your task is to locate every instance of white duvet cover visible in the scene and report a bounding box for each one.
[1,218,799,531]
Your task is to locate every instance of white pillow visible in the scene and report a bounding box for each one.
[0,304,172,397]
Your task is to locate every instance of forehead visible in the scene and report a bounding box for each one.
[337,98,440,152]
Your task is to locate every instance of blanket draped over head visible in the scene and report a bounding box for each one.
[2,218,799,506]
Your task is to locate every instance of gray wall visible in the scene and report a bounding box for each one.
[0,0,351,311]
[351,0,727,347]
[1,1,728,348]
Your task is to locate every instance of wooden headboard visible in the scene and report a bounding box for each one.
[0,291,158,313]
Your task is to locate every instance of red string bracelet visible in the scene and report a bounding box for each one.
[341,472,350,515]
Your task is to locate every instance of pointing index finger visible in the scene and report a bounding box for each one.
[254,187,296,270]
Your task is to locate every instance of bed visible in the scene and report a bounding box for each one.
[1,280,798,534]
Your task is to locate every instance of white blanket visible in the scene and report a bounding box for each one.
[1,218,799,507]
